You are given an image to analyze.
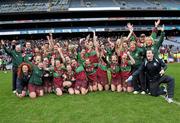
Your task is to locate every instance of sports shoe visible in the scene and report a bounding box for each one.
[13,90,16,94]
[133,91,139,94]
[165,96,174,103]
[141,91,146,95]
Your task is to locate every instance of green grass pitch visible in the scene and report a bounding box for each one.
[0,63,180,123]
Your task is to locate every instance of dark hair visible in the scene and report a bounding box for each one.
[146,48,154,54]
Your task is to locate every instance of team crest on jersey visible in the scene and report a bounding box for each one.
[154,62,157,66]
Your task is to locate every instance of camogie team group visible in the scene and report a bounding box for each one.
[1,20,170,99]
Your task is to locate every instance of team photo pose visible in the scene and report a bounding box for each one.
[0,19,176,104]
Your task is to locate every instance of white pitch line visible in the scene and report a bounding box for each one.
[160,95,180,106]
[173,100,180,106]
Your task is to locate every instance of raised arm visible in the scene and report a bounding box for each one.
[92,30,98,47]
[107,37,114,48]
[84,34,90,49]
[126,23,134,41]
[156,24,165,49]
[57,47,65,63]
[127,51,135,65]
[151,19,160,39]
[46,33,54,49]
[77,38,84,53]
[127,23,139,42]
[1,40,12,56]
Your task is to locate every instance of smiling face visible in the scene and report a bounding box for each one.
[140,36,145,43]
[15,45,21,52]
[34,48,40,53]
[55,60,61,67]
[88,41,93,49]
[38,62,44,69]
[146,50,154,61]
[22,65,28,73]
[44,43,49,49]
[66,65,72,72]
[100,45,105,50]
[65,56,71,64]
[35,56,42,64]
[26,42,31,49]
[130,42,136,51]
[43,57,49,65]
[111,55,118,64]
[71,59,77,67]
[146,37,153,46]
[122,42,128,49]
[54,45,58,51]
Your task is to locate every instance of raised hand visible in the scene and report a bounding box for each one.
[159,24,165,32]
[1,40,5,45]
[127,23,134,31]
[58,47,62,52]
[79,38,85,43]
[127,51,130,55]
[86,34,90,40]
[49,33,52,36]
[46,35,50,40]
[88,27,95,32]
[155,19,160,27]
[107,37,111,42]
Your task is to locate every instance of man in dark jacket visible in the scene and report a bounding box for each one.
[127,49,175,103]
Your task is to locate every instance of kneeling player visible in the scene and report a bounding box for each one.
[53,60,66,96]
[63,65,76,95]
[16,63,32,98]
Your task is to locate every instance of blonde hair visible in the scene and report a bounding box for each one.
[115,37,128,53]
[145,36,154,45]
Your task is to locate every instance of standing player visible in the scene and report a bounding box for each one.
[1,40,24,93]
[129,41,146,94]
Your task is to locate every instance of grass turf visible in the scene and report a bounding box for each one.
[0,63,180,123]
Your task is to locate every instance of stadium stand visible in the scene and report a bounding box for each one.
[0,0,70,13]
[0,0,180,13]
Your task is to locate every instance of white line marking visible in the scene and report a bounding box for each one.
[160,95,180,105]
